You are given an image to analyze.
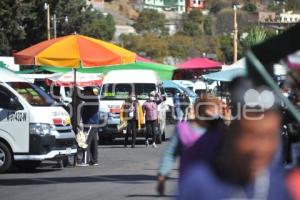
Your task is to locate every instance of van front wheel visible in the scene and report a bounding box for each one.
[0,141,12,173]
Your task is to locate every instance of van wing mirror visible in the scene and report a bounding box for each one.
[9,97,23,110]
[162,95,167,101]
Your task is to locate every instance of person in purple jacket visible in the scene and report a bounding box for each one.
[178,79,292,200]
[142,91,163,148]
[156,95,227,196]
[179,109,292,200]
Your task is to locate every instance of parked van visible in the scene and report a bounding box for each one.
[0,68,77,172]
[99,70,167,142]
[19,74,73,105]
[172,80,194,91]
[162,80,197,108]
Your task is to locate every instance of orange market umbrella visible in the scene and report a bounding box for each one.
[14,34,136,133]
[14,34,136,67]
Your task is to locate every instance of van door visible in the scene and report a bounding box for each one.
[0,84,29,153]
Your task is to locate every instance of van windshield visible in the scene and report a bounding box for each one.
[179,86,197,97]
[101,83,156,100]
[8,82,54,106]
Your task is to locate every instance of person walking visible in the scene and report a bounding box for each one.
[179,93,190,121]
[120,95,144,148]
[156,95,225,196]
[178,108,292,200]
[173,92,182,121]
[143,91,163,148]
[178,78,292,200]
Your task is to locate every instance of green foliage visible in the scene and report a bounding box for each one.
[187,10,203,24]
[203,16,213,35]
[242,27,267,49]
[0,0,116,55]
[119,33,169,61]
[285,0,300,11]
[52,0,116,40]
[218,35,233,63]
[182,10,203,37]
[214,34,243,64]
[119,33,207,61]
[182,21,202,37]
[208,0,230,14]
[133,9,168,36]
[215,9,253,35]
[167,34,195,59]
[0,0,26,55]
[243,3,257,13]
[80,13,116,41]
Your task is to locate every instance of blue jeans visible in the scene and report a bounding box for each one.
[88,112,100,124]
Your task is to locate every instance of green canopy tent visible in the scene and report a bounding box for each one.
[41,62,177,80]
[0,61,6,69]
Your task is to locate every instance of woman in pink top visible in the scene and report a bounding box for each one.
[142,91,163,148]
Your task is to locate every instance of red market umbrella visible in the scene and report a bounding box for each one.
[45,72,104,87]
[178,58,222,70]
[136,55,155,63]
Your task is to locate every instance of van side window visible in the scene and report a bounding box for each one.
[165,88,180,97]
[0,85,23,110]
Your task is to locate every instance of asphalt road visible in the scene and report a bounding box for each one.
[0,125,178,200]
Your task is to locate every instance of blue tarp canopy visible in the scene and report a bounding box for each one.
[203,68,246,82]
[203,58,246,82]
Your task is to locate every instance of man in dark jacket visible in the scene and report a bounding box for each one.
[80,87,99,166]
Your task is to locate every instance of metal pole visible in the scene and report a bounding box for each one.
[233,5,238,63]
[47,4,51,40]
[73,68,77,134]
[53,14,57,38]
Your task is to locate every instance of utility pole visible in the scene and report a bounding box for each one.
[44,3,51,40]
[53,15,68,38]
[233,5,238,63]
[53,14,57,38]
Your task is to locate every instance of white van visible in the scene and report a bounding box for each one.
[99,70,167,142]
[0,68,77,172]
[19,74,73,105]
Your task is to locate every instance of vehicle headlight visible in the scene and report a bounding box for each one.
[29,123,51,135]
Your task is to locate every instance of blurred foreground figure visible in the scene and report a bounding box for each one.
[156,95,228,196]
[178,78,292,200]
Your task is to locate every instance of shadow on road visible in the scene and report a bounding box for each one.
[126,194,176,198]
[0,174,177,186]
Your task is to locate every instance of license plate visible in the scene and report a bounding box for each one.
[66,148,72,155]
[65,117,71,125]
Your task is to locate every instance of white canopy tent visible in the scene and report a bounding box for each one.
[0,56,20,71]
[204,58,286,82]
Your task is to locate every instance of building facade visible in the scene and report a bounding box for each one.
[279,11,300,23]
[185,0,205,13]
[143,0,186,14]
[258,11,276,23]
